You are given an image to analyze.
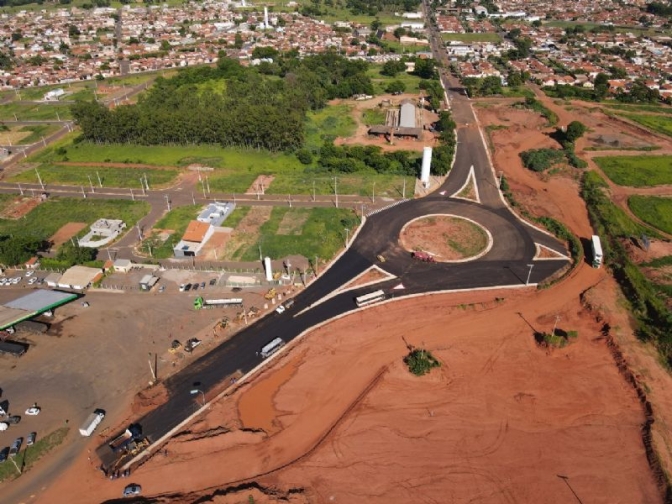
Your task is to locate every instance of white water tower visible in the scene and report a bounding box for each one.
[264,256,273,282]
[264,6,269,28]
[420,146,432,187]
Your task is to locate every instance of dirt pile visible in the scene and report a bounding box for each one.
[131,383,169,415]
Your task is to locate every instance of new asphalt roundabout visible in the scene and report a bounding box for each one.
[96,78,571,472]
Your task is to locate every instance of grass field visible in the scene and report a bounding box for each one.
[618,113,672,137]
[604,103,672,115]
[594,155,672,187]
[366,65,424,95]
[362,108,387,125]
[441,32,502,43]
[0,428,69,483]
[305,105,357,151]
[265,172,415,197]
[629,196,672,235]
[236,207,359,261]
[15,124,60,145]
[8,164,180,189]
[0,198,149,241]
[0,102,72,121]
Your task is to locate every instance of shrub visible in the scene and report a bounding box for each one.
[520,148,565,172]
[404,348,440,376]
[295,148,313,165]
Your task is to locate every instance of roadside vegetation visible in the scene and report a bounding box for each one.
[595,155,672,187]
[514,97,558,126]
[581,172,672,365]
[404,348,440,376]
[0,428,69,483]
[617,113,672,138]
[628,196,672,235]
[520,121,587,172]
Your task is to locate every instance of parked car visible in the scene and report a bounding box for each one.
[184,338,201,353]
[209,278,217,286]
[25,406,40,416]
[28,278,36,285]
[200,282,205,289]
[192,283,199,291]
[184,283,192,292]
[25,271,34,278]
[179,284,186,292]
[231,287,242,293]
[284,299,295,310]
[0,446,8,463]
[158,285,166,293]
[123,484,142,497]
[9,437,22,457]
[6,416,21,425]
[275,305,286,315]
[26,432,36,446]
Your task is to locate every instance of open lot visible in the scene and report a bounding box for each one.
[0,197,149,242]
[594,155,672,187]
[441,32,502,42]
[617,112,672,138]
[7,163,180,189]
[0,102,71,121]
[629,195,672,235]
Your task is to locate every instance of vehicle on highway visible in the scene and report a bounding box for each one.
[376,255,386,263]
[284,299,295,310]
[184,283,192,292]
[355,290,386,308]
[275,299,295,314]
[275,305,286,315]
[25,406,40,416]
[123,484,142,497]
[79,410,105,437]
[260,337,285,359]
[412,251,436,263]
[209,278,217,286]
[26,432,36,446]
[9,437,22,457]
[0,446,8,463]
[179,284,186,292]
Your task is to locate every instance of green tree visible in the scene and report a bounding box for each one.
[0,235,43,266]
[386,80,406,94]
[56,241,97,267]
[233,32,244,49]
[413,57,436,79]
[564,121,587,144]
[381,59,406,77]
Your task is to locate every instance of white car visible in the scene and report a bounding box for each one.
[28,278,36,285]
[12,277,20,285]
[179,284,186,292]
[25,406,40,416]
[0,279,7,286]
[275,305,286,315]
[25,271,34,278]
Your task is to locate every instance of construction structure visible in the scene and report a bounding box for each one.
[368,99,423,140]
[0,290,78,331]
[420,146,432,187]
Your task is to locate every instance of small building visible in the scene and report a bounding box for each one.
[24,256,40,269]
[173,221,215,258]
[57,266,103,290]
[79,219,126,248]
[44,88,65,101]
[399,99,416,128]
[112,258,133,273]
[44,272,63,288]
[196,202,235,227]
[139,275,159,291]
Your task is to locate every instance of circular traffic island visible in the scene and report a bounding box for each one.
[399,215,491,262]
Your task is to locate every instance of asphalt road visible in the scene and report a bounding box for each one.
[94,50,570,472]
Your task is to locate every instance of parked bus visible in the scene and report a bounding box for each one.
[260,337,285,359]
[355,290,386,307]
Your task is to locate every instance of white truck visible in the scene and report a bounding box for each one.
[591,235,603,268]
[79,410,105,437]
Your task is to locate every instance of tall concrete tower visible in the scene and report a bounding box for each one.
[420,146,432,187]
[264,6,269,29]
[264,256,273,282]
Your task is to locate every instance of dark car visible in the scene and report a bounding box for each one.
[192,283,199,291]
[184,283,192,292]
[26,432,36,446]
[200,282,205,289]
[9,437,22,457]
[0,447,9,463]
[209,278,217,286]
[123,483,142,497]
[6,415,20,425]
[231,287,242,293]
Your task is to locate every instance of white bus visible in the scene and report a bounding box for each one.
[260,337,286,358]
[355,289,386,307]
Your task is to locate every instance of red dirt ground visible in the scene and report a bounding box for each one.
[399,215,488,261]
[48,222,87,247]
[0,196,41,220]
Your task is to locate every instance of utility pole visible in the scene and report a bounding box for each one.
[35,168,44,189]
[288,194,292,207]
[144,174,149,191]
[402,178,406,199]
[312,180,316,202]
[96,171,102,187]
[192,192,196,205]
[205,176,210,194]
[551,315,561,338]
[88,174,95,193]
[130,188,135,201]
[345,227,350,247]
[499,171,503,188]
[202,182,207,198]
[136,225,143,241]
[333,176,338,208]
[314,255,318,276]
[525,263,534,286]
[140,179,146,196]
[372,181,376,203]
[41,136,46,147]
[148,352,157,383]
[81,186,86,198]
[17,183,23,196]
[165,194,171,211]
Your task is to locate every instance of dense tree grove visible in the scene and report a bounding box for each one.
[318,143,420,175]
[72,53,375,152]
[0,235,44,266]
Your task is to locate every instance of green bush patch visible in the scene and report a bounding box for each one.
[520,148,565,172]
[404,348,441,376]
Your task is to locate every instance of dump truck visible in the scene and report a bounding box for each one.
[109,424,142,453]
[412,251,436,263]
[79,410,105,437]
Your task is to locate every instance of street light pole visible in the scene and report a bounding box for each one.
[345,227,350,247]
[96,171,102,187]
[525,263,534,286]
[372,182,376,203]
[165,194,171,211]
[333,176,338,208]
